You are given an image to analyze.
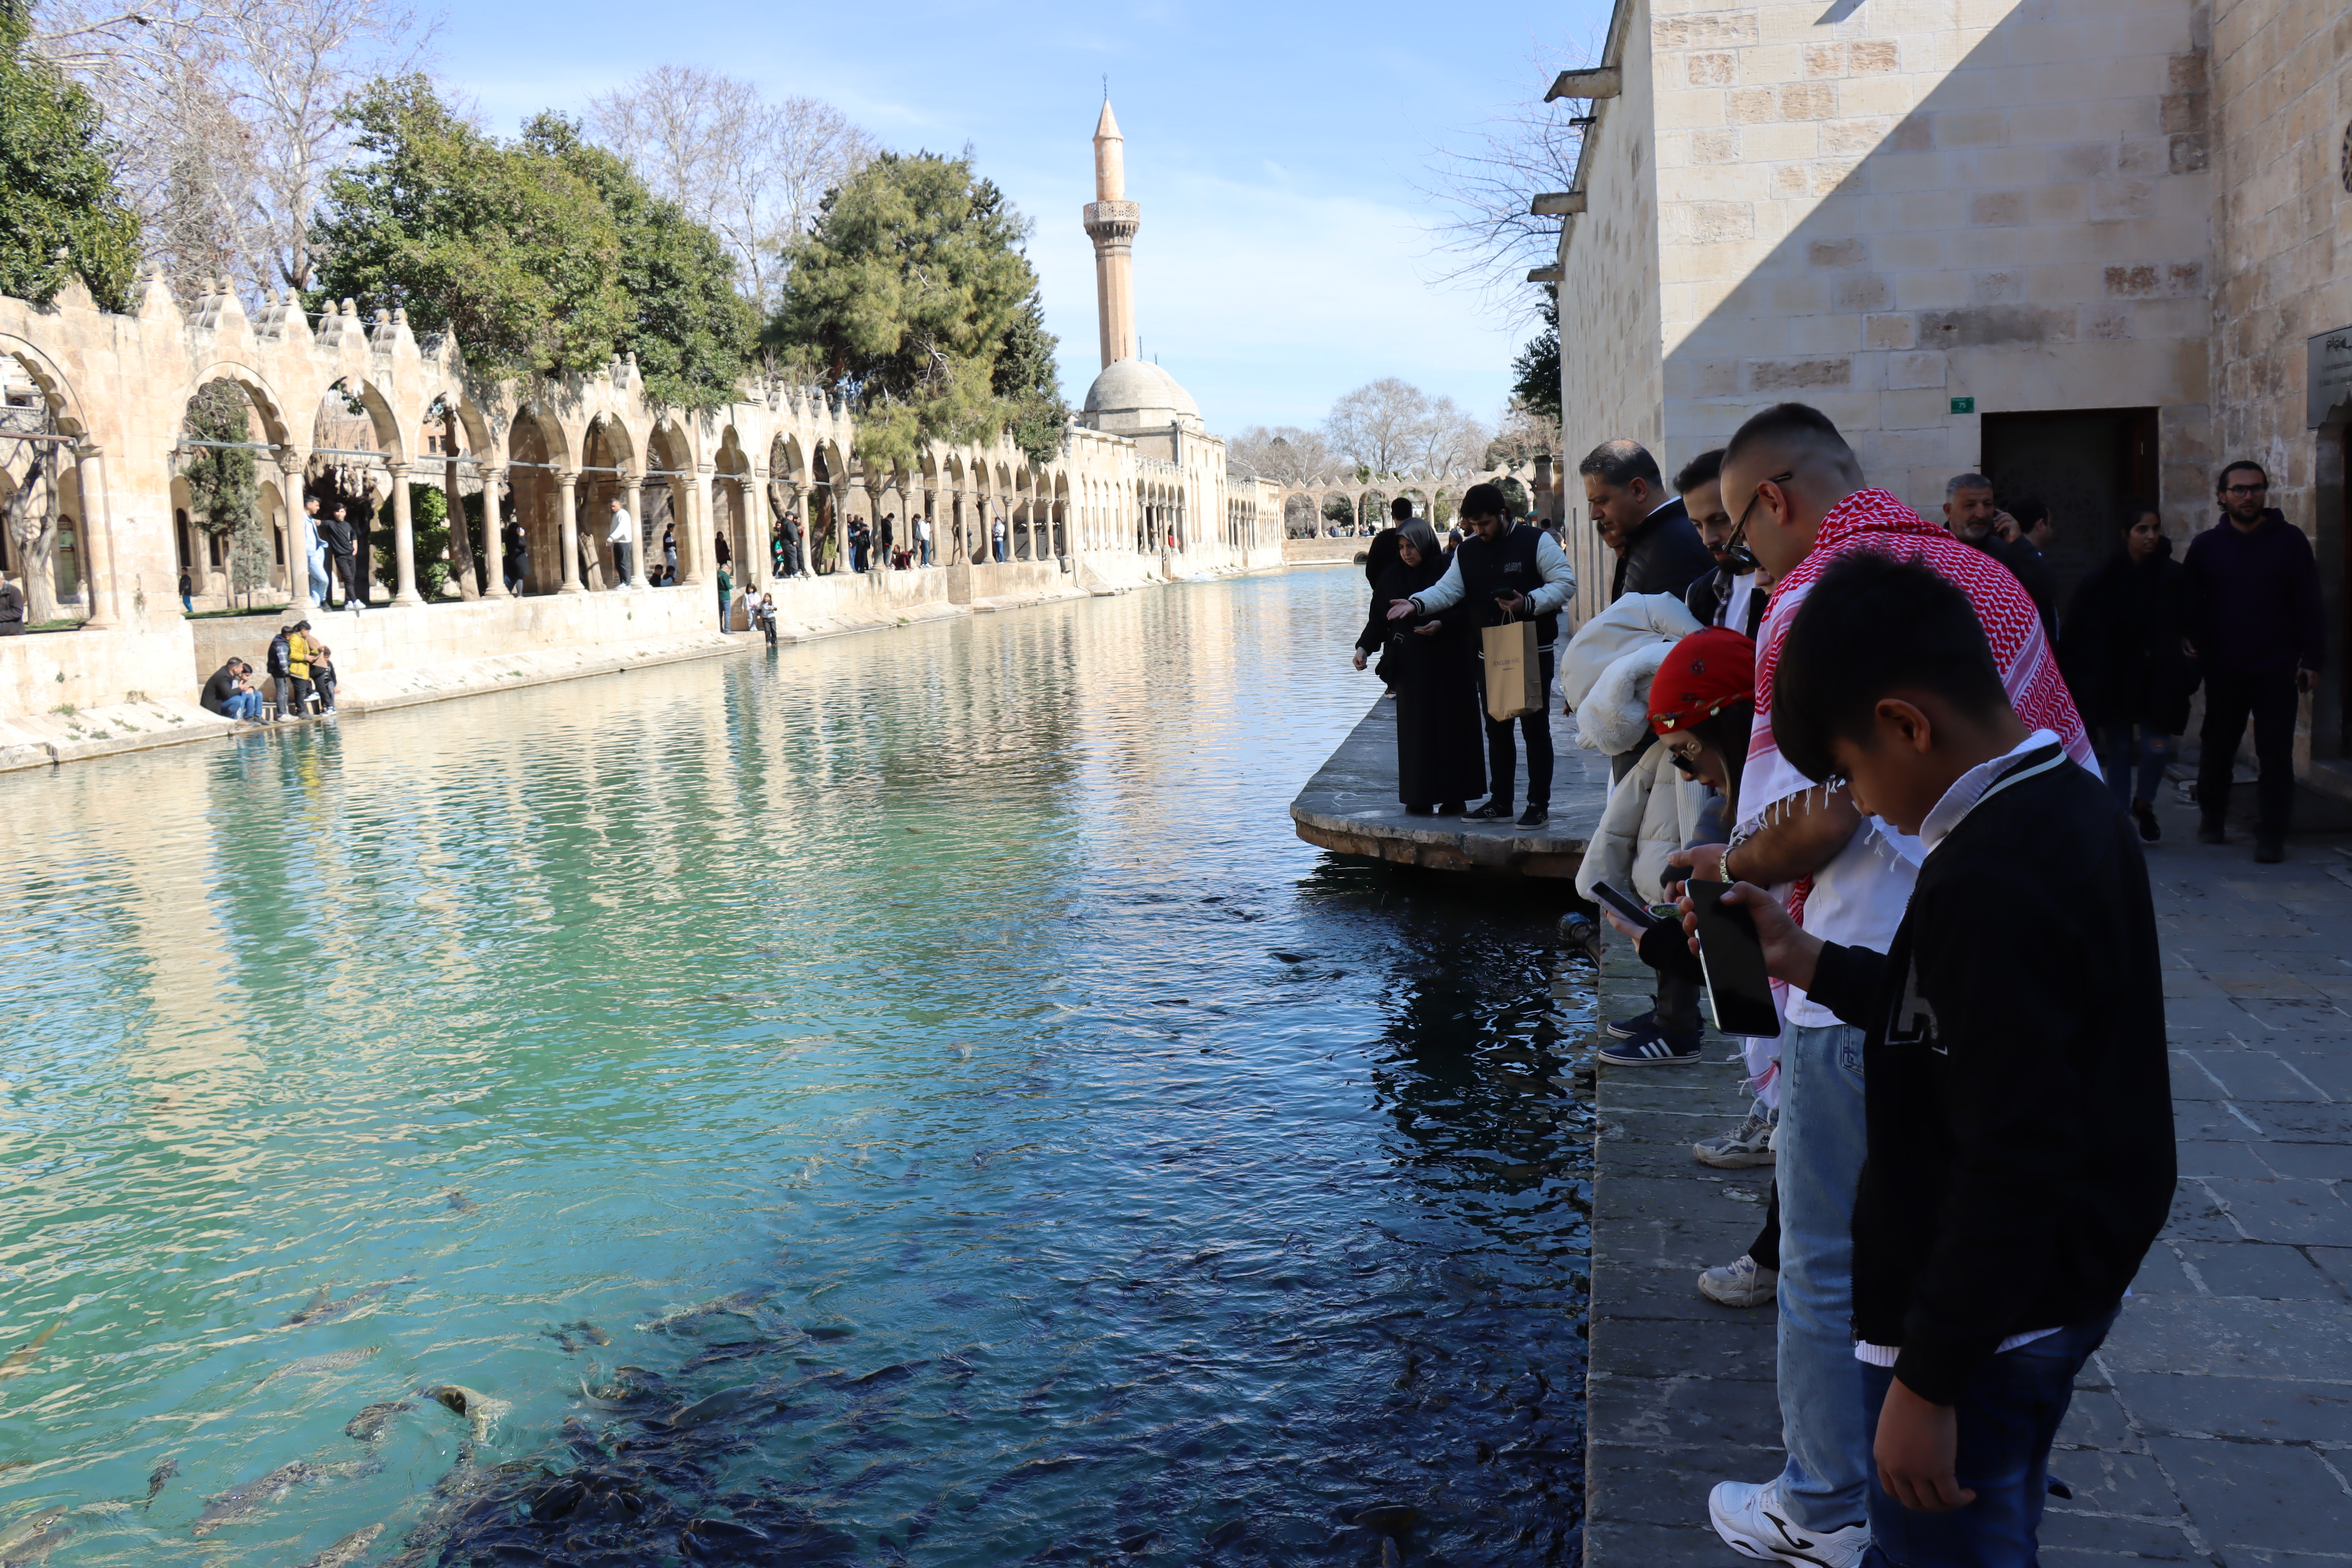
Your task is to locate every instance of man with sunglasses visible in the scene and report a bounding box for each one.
[1689,402,2095,1567]
[2184,460,2324,862]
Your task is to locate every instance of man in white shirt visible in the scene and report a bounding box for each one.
[916,514,933,566]
[990,515,1006,563]
[606,497,635,589]
[1389,481,1577,828]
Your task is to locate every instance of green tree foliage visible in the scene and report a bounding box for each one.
[1511,292,1561,422]
[311,78,749,408]
[521,115,755,410]
[770,151,1066,471]
[0,2,139,311]
[182,381,268,603]
[1321,495,1357,529]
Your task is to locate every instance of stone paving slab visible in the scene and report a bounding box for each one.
[1576,788,2352,1567]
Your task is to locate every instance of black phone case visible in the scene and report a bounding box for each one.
[1687,880,1782,1037]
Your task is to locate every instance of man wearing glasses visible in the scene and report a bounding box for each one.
[2184,461,2324,862]
[1687,402,2095,1567]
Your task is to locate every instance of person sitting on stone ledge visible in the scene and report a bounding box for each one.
[200,658,265,723]
[309,641,340,714]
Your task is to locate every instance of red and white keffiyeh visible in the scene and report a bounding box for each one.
[1739,487,2096,874]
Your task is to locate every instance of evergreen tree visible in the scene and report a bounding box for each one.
[770,151,1064,471]
[0,0,139,311]
[310,75,629,382]
[182,381,263,601]
[522,115,755,410]
[1510,292,1561,422]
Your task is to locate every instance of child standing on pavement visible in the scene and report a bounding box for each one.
[1721,552,2174,1565]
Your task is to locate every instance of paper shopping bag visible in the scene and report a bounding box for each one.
[1481,619,1544,723]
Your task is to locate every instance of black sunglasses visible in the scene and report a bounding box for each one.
[1722,471,1793,575]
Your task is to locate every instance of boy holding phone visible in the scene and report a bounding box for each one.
[1713,553,2173,1563]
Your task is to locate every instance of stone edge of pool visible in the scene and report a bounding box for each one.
[1581,931,1781,1567]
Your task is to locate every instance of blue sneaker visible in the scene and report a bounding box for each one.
[1603,1009,1658,1040]
[1596,1023,1702,1066]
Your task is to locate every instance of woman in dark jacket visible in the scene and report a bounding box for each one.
[1360,527,1402,689]
[1354,519,1486,813]
[2058,498,2197,842]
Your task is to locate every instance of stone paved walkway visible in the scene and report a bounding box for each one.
[1577,787,2352,1566]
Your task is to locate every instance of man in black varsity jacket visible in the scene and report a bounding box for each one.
[1708,552,2173,1566]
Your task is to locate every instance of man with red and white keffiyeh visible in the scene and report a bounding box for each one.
[1670,403,2092,1568]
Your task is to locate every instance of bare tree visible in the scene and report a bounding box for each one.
[1485,402,1561,471]
[1325,379,1435,477]
[588,66,876,309]
[1418,40,1596,317]
[1406,394,1490,481]
[1225,425,1334,487]
[30,0,429,299]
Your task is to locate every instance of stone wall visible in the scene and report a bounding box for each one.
[1560,0,1666,630]
[2207,0,2352,753]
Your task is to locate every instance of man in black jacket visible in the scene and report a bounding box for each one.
[1717,553,2172,1563]
[1581,439,1715,603]
[319,502,364,612]
[1942,474,2057,637]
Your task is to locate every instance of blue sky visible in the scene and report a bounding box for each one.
[436,0,1609,435]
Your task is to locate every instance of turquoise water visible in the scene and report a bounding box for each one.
[0,570,1595,1567]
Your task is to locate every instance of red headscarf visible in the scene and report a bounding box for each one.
[1648,627,1756,736]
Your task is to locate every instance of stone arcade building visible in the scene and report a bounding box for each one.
[0,101,1286,751]
[1548,0,2352,788]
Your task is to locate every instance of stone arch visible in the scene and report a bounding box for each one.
[646,418,697,583]
[0,334,91,439]
[711,426,751,590]
[505,406,570,595]
[0,339,98,625]
[416,390,495,599]
[581,415,638,589]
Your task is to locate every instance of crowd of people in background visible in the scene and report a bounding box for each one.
[1348,397,2321,1566]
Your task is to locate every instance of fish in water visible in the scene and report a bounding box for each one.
[666,1383,769,1428]
[539,1319,610,1353]
[420,1383,504,1444]
[143,1457,178,1508]
[256,1347,379,1389]
[0,1511,66,1559]
[343,1400,413,1442]
[298,1522,383,1568]
[0,1320,61,1384]
[192,1461,319,1538]
[444,1191,478,1213]
[638,1289,771,1334]
[283,1276,413,1328]
[0,1525,69,1565]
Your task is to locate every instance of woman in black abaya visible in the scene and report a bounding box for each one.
[1353,519,1486,814]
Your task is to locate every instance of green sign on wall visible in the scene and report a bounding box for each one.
[1950,397,1975,414]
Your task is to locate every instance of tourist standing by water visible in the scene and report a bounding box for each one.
[301,496,330,606]
[606,497,634,588]
[991,514,1007,563]
[1387,482,1576,828]
[2059,499,2198,842]
[716,565,733,631]
[505,516,530,595]
[1581,440,1714,604]
[1356,518,1484,813]
[662,523,678,581]
[2185,460,2324,862]
[1691,402,2092,1566]
[321,503,363,612]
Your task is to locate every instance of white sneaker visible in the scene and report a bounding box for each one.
[1708,1479,1868,1567]
[1693,1109,1778,1168]
[1697,1253,1779,1308]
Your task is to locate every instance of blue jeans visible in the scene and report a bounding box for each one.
[2097,723,2170,808]
[224,691,263,721]
[1774,1020,1873,1531]
[1861,1311,2118,1567]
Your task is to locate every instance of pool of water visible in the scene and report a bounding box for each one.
[0,569,1596,1567]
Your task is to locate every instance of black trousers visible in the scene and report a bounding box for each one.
[329,551,366,606]
[2197,671,2298,835]
[1479,647,1555,808]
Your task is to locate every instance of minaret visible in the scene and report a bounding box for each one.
[1082,99,1139,370]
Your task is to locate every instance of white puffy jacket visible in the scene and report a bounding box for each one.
[1566,597,1715,906]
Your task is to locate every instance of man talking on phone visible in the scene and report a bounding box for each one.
[1390,482,1576,828]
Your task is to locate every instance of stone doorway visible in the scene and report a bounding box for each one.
[1979,406,2160,603]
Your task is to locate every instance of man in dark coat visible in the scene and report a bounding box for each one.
[1580,439,1715,603]
[2185,460,2325,862]
[319,502,364,612]
[1941,474,2058,637]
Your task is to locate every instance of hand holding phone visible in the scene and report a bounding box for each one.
[1686,880,1782,1037]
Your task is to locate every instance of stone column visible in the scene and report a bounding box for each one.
[482,467,509,598]
[832,482,848,571]
[792,481,812,577]
[685,466,713,586]
[72,445,119,630]
[555,469,583,594]
[740,473,765,590]
[388,461,423,606]
[279,449,315,620]
[625,473,649,588]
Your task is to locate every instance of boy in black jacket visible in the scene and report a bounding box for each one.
[1713,553,2174,1564]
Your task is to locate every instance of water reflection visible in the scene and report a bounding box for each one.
[0,571,1592,1565]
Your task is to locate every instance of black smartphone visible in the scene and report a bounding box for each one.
[1589,882,1659,930]
[1686,880,1782,1036]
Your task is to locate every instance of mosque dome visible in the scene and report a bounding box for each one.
[1081,356,1201,429]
